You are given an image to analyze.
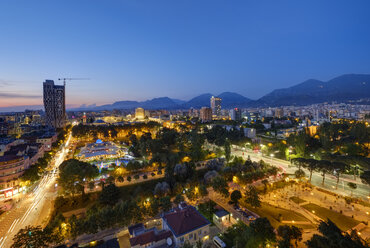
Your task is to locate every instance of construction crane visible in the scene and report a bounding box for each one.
[58,78,90,86]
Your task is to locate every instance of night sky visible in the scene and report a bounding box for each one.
[1,0,370,109]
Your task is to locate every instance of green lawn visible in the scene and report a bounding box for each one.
[289,196,306,204]
[301,203,360,231]
[242,202,313,229]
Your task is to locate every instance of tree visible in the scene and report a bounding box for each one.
[117,176,124,183]
[306,219,367,248]
[250,217,276,247]
[230,190,242,204]
[360,170,370,185]
[58,159,98,195]
[261,179,269,193]
[154,182,170,197]
[304,159,318,182]
[159,196,172,212]
[99,184,120,206]
[332,162,348,189]
[11,226,49,248]
[317,160,332,186]
[347,182,357,196]
[106,176,115,185]
[277,225,303,248]
[174,194,185,205]
[198,184,209,197]
[294,169,306,180]
[211,176,229,198]
[224,139,231,162]
[292,158,305,171]
[88,181,95,191]
[244,185,261,208]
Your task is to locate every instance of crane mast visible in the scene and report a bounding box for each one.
[58,78,90,86]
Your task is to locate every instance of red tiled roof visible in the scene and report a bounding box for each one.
[163,206,210,237]
[129,230,172,246]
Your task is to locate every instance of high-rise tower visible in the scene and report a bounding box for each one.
[43,80,66,128]
[210,96,222,117]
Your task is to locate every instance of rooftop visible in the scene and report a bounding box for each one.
[162,205,210,237]
[214,209,230,218]
[129,229,173,247]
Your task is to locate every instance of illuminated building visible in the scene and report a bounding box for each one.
[135,107,145,119]
[200,107,212,122]
[210,96,222,117]
[275,108,284,118]
[83,112,87,124]
[0,155,30,192]
[43,80,66,128]
[230,108,242,121]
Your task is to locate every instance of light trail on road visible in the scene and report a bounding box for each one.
[0,133,72,248]
[0,236,7,248]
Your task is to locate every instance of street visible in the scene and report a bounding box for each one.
[0,133,72,248]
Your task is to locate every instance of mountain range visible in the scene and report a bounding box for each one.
[73,74,369,111]
[1,74,369,113]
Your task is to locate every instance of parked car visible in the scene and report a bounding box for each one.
[248,216,256,221]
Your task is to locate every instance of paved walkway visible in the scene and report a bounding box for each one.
[261,184,370,225]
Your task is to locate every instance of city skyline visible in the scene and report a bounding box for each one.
[1,1,369,247]
[1,0,370,108]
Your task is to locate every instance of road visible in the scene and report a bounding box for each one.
[229,145,370,200]
[0,133,72,248]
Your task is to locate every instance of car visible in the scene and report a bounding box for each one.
[248,216,256,221]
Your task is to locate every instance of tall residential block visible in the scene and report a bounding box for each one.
[210,96,222,117]
[43,80,66,128]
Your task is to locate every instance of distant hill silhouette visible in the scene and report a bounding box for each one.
[64,73,370,112]
[257,74,370,106]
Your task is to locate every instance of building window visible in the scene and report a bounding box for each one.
[189,233,193,240]
[180,237,184,243]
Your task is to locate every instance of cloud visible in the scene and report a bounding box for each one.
[0,79,14,87]
[0,92,41,99]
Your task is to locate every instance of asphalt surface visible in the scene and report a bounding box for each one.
[0,133,72,248]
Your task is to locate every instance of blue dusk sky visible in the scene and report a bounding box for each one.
[0,0,370,108]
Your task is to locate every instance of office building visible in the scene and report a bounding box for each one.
[210,96,222,117]
[200,107,212,122]
[135,107,145,119]
[43,80,66,128]
[230,108,242,121]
